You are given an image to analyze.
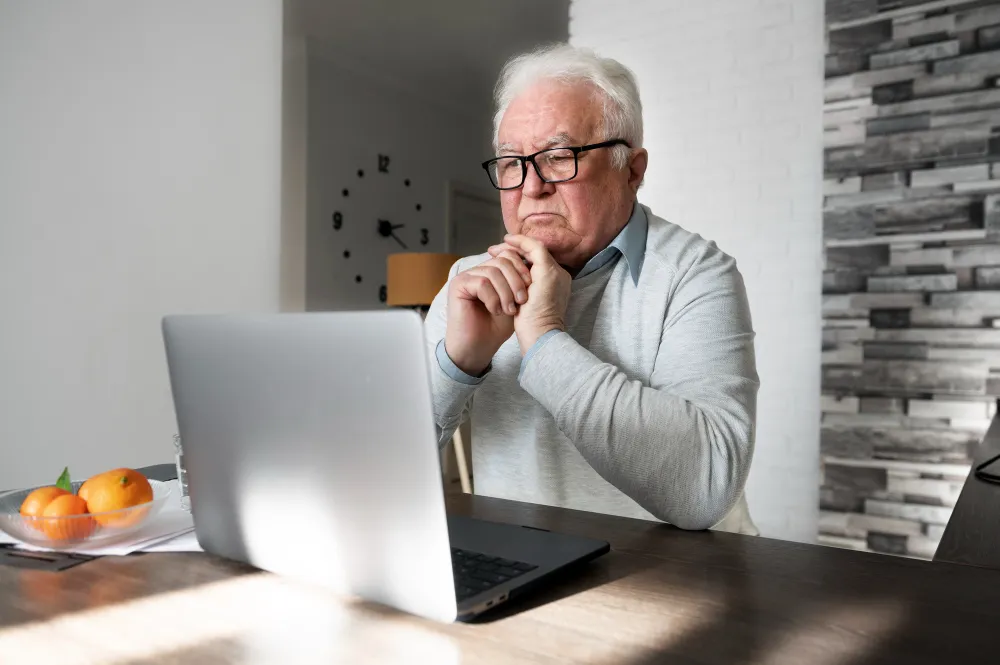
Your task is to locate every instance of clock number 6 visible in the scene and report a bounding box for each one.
[420,228,429,246]
[332,211,343,230]
[379,285,387,303]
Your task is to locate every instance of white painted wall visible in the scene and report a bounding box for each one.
[306,52,491,311]
[571,0,824,542]
[0,1,283,490]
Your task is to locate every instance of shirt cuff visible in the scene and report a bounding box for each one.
[518,329,564,381]
[435,339,489,386]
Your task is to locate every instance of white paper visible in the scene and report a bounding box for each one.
[139,528,203,552]
[1,480,195,556]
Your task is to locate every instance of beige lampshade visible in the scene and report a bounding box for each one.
[386,252,460,307]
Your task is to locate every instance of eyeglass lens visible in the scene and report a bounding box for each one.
[489,148,576,188]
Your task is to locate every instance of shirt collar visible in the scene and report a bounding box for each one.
[574,201,647,285]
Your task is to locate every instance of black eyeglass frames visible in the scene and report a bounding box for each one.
[481,139,631,190]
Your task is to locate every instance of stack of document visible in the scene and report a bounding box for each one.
[0,480,201,555]
[140,529,202,552]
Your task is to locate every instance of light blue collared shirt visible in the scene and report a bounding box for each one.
[574,202,647,285]
[436,203,648,384]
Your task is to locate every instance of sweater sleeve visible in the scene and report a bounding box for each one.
[518,247,759,530]
[423,258,485,448]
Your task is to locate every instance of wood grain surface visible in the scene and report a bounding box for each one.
[2,492,1000,664]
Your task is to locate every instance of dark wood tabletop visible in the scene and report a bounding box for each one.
[2,492,1000,664]
[935,413,1000,569]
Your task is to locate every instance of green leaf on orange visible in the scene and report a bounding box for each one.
[55,467,72,493]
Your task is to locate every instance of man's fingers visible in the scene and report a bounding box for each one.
[495,249,532,287]
[490,257,529,304]
[487,243,513,260]
[488,244,532,284]
[471,266,518,315]
[502,234,555,268]
[457,273,502,315]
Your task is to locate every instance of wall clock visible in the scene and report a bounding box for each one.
[330,153,428,304]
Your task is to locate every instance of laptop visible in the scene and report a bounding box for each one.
[161,311,609,622]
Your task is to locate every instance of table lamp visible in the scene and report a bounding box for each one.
[386,252,460,310]
[386,251,471,493]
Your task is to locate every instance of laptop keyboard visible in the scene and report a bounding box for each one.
[451,547,538,602]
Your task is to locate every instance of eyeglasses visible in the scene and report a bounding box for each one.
[481,139,631,190]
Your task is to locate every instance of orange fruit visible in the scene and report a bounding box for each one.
[82,468,153,528]
[77,470,110,504]
[41,494,95,541]
[20,486,70,532]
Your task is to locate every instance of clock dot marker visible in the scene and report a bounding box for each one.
[343,250,351,258]
[416,204,422,211]
[404,179,411,187]
[357,169,364,178]
[342,188,349,197]
[355,275,362,283]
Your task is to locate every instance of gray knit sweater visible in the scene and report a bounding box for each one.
[424,204,760,533]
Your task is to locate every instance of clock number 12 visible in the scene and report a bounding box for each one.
[378,154,390,173]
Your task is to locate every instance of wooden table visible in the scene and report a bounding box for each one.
[935,413,1000,569]
[3,493,1000,665]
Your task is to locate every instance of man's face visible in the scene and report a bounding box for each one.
[496,79,642,271]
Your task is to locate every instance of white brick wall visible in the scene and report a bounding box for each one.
[571,0,824,542]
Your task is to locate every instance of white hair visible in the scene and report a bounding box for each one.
[492,44,643,170]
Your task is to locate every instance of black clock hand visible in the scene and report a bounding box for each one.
[378,219,406,235]
[377,219,408,248]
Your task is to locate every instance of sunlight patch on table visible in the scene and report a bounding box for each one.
[537,571,724,665]
[759,599,906,665]
[0,573,344,665]
[0,571,460,665]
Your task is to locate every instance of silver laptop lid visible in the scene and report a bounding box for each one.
[162,311,457,622]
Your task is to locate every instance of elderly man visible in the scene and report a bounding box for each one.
[424,45,759,534]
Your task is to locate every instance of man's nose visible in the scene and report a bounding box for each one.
[522,161,554,197]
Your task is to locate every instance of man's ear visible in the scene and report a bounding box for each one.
[628,148,648,194]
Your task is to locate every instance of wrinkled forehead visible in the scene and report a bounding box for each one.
[497,79,604,154]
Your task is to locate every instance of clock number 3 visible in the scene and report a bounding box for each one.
[420,228,429,246]
[378,154,390,173]
[332,211,343,230]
